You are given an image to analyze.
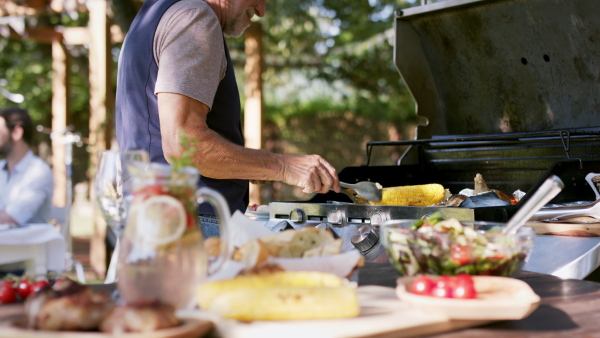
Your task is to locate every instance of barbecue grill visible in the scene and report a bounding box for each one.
[264,0,600,277]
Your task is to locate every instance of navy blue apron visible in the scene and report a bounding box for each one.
[115,0,249,215]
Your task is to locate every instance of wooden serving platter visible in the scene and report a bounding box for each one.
[396,276,540,321]
[0,316,212,338]
[527,218,600,237]
[179,286,493,338]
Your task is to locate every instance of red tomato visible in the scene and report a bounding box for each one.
[489,253,507,260]
[455,273,474,286]
[134,184,166,199]
[450,246,471,265]
[453,283,477,299]
[435,275,455,288]
[17,279,32,300]
[186,212,195,228]
[0,284,17,304]
[431,283,453,298]
[410,275,436,296]
[31,280,50,294]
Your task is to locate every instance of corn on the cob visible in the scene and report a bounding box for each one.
[197,271,344,310]
[209,286,359,321]
[361,183,445,206]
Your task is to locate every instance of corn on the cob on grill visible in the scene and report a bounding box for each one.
[197,271,344,310]
[209,286,359,321]
[359,183,445,206]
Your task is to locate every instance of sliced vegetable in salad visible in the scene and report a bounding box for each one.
[385,213,531,276]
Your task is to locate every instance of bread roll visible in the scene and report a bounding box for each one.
[232,239,270,266]
[204,237,221,257]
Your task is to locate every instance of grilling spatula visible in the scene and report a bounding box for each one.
[339,181,383,202]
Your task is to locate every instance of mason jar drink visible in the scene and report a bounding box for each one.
[116,163,231,309]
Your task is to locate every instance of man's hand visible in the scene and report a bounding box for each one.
[279,154,340,194]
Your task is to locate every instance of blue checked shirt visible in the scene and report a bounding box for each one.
[0,151,53,225]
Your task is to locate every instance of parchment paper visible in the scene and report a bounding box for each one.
[209,211,362,281]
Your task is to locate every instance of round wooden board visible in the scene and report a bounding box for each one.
[396,276,541,320]
[0,315,213,338]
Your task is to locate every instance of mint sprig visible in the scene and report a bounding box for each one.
[171,130,200,172]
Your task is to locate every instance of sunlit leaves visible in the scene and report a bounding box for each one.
[258,0,418,123]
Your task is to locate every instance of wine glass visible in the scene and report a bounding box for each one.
[94,150,149,237]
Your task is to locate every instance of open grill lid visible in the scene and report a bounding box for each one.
[284,0,600,224]
[304,0,600,222]
[393,0,600,139]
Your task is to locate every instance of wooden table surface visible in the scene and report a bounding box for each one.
[2,265,600,337]
[358,263,600,337]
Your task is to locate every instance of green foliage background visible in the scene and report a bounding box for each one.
[0,0,420,201]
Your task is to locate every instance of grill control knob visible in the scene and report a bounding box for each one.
[289,208,305,224]
[351,225,379,253]
[327,210,344,225]
[370,212,387,226]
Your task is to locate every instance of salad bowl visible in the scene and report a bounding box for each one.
[381,215,536,276]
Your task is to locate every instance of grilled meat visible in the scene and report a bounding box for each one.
[474,173,512,204]
[25,279,115,331]
[446,194,468,207]
[100,304,180,334]
[474,173,490,195]
[491,189,512,204]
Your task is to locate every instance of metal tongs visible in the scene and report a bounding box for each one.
[338,181,383,202]
[530,198,600,221]
[503,175,564,235]
[526,172,600,221]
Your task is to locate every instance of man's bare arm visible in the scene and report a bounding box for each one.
[157,93,340,194]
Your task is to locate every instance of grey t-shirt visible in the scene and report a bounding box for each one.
[153,0,226,110]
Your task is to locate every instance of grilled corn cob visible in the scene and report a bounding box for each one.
[360,183,445,206]
[209,286,359,321]
[197,271,344,310]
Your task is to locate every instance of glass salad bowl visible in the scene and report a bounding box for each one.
[381,215,535,277]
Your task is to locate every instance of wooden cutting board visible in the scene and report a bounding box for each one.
[179,286,492,338]
[527,218,600,237]
[0,316,212,338]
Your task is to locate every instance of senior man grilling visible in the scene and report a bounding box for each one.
[116,0,340,237]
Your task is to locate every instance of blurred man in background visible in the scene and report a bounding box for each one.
[0,107,53,225]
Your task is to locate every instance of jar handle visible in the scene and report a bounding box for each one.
[196,187,232,275]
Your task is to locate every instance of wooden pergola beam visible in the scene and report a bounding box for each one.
[5,25,124,45]
[88,0,113,279]
[62,25,124,45]
[51,37,69,208]
[244,22,264,206]
[0,0,87,16]
[0,0,43,16]
[5,26,61,44]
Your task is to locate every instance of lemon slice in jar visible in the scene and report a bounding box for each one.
[136,195,187,246]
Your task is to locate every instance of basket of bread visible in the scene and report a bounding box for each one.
[207,211,364,279]
[233,226,344,265]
